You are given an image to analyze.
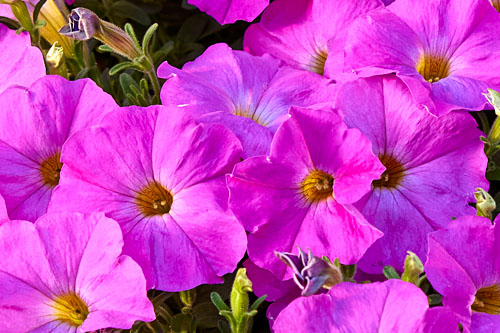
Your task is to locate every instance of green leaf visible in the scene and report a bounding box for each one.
[382,265,400,280]
[97,45,114,53]
[75,67,90,80]
[109,62,139,76]
[112,1,151,26]
[124,23,141,50]
[217,320,232,333]
[32,0,47,22]
[170,313,196,333]
[210,292,230,312]
[142,23,159,56]
[249,295,267,312]
[0,17,20,30]
[428,294,443,306]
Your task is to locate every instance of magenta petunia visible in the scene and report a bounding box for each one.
[0,75,117,221]
[335,75,487,274]
[0,23,45,94]
[49,105,247,291]
[0,212,155,331]
[243,0,381,79]
[0,194,7,225]
[425,215,500,331]
[273,279,429,332]
[344,0,500,116]
[158,43,336,158]
[187,0,268,24]
[228,106,384,279]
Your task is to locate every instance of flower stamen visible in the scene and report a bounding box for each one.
[308,50,328,75]
[52,292,89,327]
[39,152,63,188]
[472,284,500,315]
[300,169,334,203]
[373,154,405,189]
[135,181,173,216]
[416,54,451,83]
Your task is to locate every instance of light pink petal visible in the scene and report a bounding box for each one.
[187,0,268,24]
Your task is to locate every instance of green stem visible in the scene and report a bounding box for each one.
[147,67,161,105]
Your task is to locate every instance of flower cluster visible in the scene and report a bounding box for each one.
[0,0,498,331]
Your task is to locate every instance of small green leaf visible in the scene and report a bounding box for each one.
[97,45,114,53]
[382,265,400,280]
[112,1,151,26]
[0,17,20,30]
[109,62,139,76]
[170,313,195,333]
[142,23,158,56]
[249,295,267,312]
[124,22,141,50]
[210,292,230,312]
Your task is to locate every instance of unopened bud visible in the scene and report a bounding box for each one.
[474,188,496,220]
[46,42,64,68]
[401,251,424,285]
[231,268,252,321]
[484,89,500,117]
[59,8,142,60]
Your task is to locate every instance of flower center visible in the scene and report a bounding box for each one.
[300,169,334,203]
[52,292,89,327]
[471,284,500,315]
[491,0,500,12]
[308,49,328,75]
[373,154,405,189]
[416,54,451,83]
[39,152,63,188]
[233,107,267,126]
[135,181,173,216]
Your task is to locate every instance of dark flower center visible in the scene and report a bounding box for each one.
[308,49,328,75]
[416,54,451,83]
[39,152,63,188]
[135,181,173,216]
[472,284,500,315]
[373,154,405,189]
[52,292,89,327]
[300,169,334,203]
[233,107,267,126]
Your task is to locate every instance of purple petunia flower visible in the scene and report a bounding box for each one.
[344,0,500,116]
[158,43,336,158]
[49,105,247,291]
[425,215,500,331]
[187,0,268,25]
[0,23,45,94]
[0,75,117,221]
[0,212,155,331]
[273,279,429,332]
[0,194,7,225]
[335,75,487,274]
[227,105,384,279]
[243,0,381,80]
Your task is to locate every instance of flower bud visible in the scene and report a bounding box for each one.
[38,0,75,57]
[59,8,142,60]
[474,187,496,220]
[276,247,342,297]
[401,251,424,285]
[46,41,64,68]
[484,88,500,117]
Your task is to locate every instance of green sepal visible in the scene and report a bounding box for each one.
[142,23,159,57]
[249,295,267,312]
[124,22,141,50]
[97,45,114,53]
[109,61,141,76]
[383,265,400,280]
[210,292,230,312]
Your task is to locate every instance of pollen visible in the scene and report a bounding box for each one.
[416,53,451,83]
[373,154,405,189]
[39,152,63,188]
[472,284,500,315]
[233,107,267,126]
[52,292,89,327]
[135,181,173,216]
[308,49,328,75]
[300,169,334,203]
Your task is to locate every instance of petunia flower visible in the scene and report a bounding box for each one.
[0,75,117,221]
[48,105,247,291]
[0,23,45,94]
[0,194,7,225]
[425,215,500,331]
[0,212,155,331]
[335,75,487,274]
[344,0,500,116]
[187,0,268,25]
[273,279,429,332]
[227,105,384,279]
[158,43,337,158]
[243,0,381,79]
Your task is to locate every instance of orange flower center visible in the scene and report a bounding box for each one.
[52,292,89,327]
[300,169,334,203]
[39,152,63,188]
[135,181,173,216]
[416,54,451,83]
[472,284,500,315]
[373,154,405,189]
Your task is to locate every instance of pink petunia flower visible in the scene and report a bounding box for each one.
[0,194,7,225]
[49,105,247,291]
[0,75,117,221]
[344,0,500,116]
[426,215,500,331]
[0,23,45,94]
[243,0,382,80]
[0,212,155,331]
[335,75,488,274]
[158,43,337,158]
[273,279,429,332]
[187,0,268,25]
[227,105,384,279]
